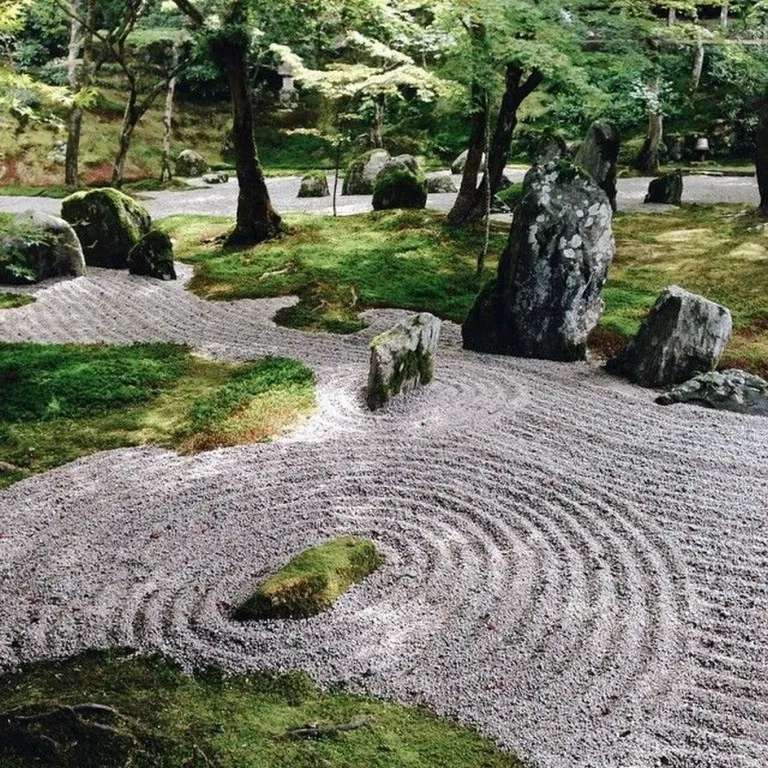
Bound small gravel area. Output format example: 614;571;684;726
1;265;766;768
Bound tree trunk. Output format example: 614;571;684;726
635;77;663;174
112;94;140;187
447;82;488;226
668;6;676;25
450;65;542;226
64;0;92;189
756;98;768;216
370;92;385;149
224;42;281;244
160;35;181;183
720;2;729;28
691;28;704;91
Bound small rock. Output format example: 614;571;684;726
645;170;683;205
298;171;330;198
175;149;209;177
607;285;732;387
657;369;768;416
427;172;458;194
201;171;229;184
451;149;486;175
127;230;176;281
366;312;441;410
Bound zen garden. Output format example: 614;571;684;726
1;0;768;766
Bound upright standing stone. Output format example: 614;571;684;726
574;120;619;212
607;285;732;387
645;170;683;204
367;312;441;410
462;161;615;361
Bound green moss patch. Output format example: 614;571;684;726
0;650;524;768
234;536;383;620
160;211;505;332
0;344;316;487
0;293;36;309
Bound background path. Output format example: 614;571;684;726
0;169;760;219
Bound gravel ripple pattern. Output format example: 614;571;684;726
1;267;767;768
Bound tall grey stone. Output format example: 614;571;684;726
366;312;441;410
462;161;615;361
607;285;732;387
575;120;619;212
342;150;390;195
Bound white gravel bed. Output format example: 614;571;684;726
0;266;767;768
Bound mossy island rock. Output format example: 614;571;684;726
233;536;382;620
463;161;615;361
372;155;428;211
607;285;732;387
61;188;151;269
175;149;209;177
342;149;390;195
0;210;85;285
657;369;768;416
298;170;330;198
366;312;440;410
127;230;176;281
645;170;683;204
427;171;458;194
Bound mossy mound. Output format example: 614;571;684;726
0;293;36;309
0;650;525;768
298;171;330;198
128;230;176;280
372;160;428;211
233;536;383;620
61;189;151;269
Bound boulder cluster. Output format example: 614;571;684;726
1;188;177;287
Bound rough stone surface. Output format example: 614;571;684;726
127;230;176;281
574;119;619;212
656;368;768;415
1;267;767;768
366;312;440;409
175;149;210;177
0;210;85;285
298;172;330;198
451;149;486;175
372;156;427;211
645;170;683;204
427;172;458;194
342;150;390;195
607;285;732;387
489;195;511;214
202;171;229;185
463;161;615;361
61;189;151;269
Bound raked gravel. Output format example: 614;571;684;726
0;265;767;768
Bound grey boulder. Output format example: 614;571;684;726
366;312;441;410
656;369;768;416
607;285;732;387
342;150;390;195
574;119;619;212
645;170;683;205
0;210;86;285
298;172;330;198
427;172;458;194
175;149;209;177
202;171;229;184
451;149;486;175
462;161;615;361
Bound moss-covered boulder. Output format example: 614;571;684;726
644;170;683;205
175;149;209;177
298;171;330;198
427;172;458;194
127;230;176;281
61;189;151;269
366;312;440;410
372;156;428;211
342;149;390;195
0;210;86;285
233;536;382;620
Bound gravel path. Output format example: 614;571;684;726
0;169;759;219
1;266;767;768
